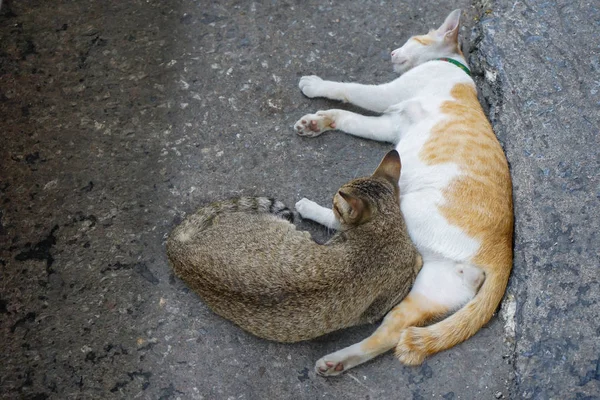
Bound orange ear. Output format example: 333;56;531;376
372;150;401;187
338;190;366;221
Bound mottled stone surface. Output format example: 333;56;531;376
475;0;600;398
0;0;596;399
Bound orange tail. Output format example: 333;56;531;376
395;264;511;365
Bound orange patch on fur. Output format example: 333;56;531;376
395;327;428;365
413;35;435;45
361;293;448;352
420;83;513;271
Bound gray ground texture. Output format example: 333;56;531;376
0;0;598;399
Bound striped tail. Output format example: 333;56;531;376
168;196;294;245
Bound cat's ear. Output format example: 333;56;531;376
338;190;367;222
436;9;461;43
372;150;401;187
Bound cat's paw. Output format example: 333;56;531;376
395;327;428;366
294;198;318;219
299;75;325;98
315;356;346;377
294;111;336;137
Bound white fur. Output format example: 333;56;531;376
294;198;340;230
294;10;488;375
296;64;477;267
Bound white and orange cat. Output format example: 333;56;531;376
293;9;513;376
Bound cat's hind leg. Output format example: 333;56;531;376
315;260;479;376
395;263;490;366
315;292;447;376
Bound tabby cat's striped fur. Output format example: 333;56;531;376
167;151;423;343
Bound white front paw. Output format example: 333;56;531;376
295;198;318;219
315;352;353;377
293;111;337;137
299;75;325;98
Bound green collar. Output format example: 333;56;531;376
435;57;471;76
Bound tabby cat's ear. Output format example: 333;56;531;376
338;190;367;222
436;9;461;43
372;150;401;187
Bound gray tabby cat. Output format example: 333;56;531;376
166;150;422;344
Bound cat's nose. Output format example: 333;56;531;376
391;51;396;57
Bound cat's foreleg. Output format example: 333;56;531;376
294;109;401;143
299;75;405;113
295;198;340;230
314;292;448;376
294;100;426;143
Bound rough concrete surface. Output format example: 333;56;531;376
475;0;600;398
0;0;597;399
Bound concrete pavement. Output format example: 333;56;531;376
0;0;597;398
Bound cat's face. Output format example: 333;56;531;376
332;150;401;227
390;9;461;74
